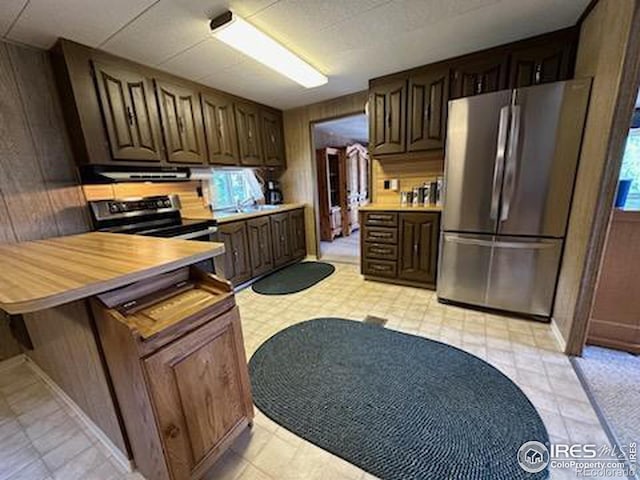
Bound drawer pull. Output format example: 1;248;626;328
371;248;390;254
371;265;390;271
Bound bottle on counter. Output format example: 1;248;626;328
412;187;420;207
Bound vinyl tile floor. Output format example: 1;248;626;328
319;230;359;264
0;263;621;480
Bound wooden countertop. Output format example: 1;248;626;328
0;232;225;315
359;203;442;212
184;203;305;223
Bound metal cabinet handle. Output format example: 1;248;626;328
126;106;135;126
413;243;419;255
178;116;185;133
534;64;542;84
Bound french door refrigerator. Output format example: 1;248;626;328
437;79;591;318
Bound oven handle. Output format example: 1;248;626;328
172;226;218;240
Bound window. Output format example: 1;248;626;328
210;169;263;210
620;127;640;210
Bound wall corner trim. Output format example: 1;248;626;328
550;318;568;353
24;356;134;473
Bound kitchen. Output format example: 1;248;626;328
0;1;639;480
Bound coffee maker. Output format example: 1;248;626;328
265;180;283;205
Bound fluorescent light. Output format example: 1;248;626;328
210;11;328;89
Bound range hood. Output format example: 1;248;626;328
79;165;191;184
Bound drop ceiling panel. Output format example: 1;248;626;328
5;0;158;49
0;0;27;37
157;38;246;81
100;0;274;66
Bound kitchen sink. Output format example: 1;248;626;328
216;204;282;217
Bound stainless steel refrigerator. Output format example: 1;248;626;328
437;79;591;318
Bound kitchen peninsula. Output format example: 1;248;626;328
0;232;253;480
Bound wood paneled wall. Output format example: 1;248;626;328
371;155;444;204
82;181;211;219
281;91;369;256
0;40;90;361
553;0;638;350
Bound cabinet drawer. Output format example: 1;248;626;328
363;259;397;278
364;243;398;261
363;211;398;227
364;226;398;244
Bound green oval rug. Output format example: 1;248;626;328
249;318;549;480
251;261;335;295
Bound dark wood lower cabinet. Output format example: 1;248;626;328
247;216;273;277
271;212;293;267
361;210;440;289
215;208;306;286
289;209;306;259
215;222;252;285
398;212;439;284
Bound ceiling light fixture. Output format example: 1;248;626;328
210;11;328;89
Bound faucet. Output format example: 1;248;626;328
235;196;255;213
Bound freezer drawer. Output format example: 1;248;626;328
438;233;563;317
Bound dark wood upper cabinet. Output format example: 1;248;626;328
92;62;164;162
260;110;285;167
289;209;306;259
397;212;439;285
407;65;449;151
247;216;273;278
449;51;509;99
216;222;252;285
155;80;206;164
235;102;263;166
508;31;577;88
201;91;239;165
369;78;407;156
270;212;292;267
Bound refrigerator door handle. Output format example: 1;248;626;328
490;106;510;220
443;234;556;250
501;104;521;221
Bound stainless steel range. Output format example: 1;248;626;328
89;195;217;241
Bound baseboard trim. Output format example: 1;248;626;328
550;318;568;353
24;357;134;473
0;353;26;372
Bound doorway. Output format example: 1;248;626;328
571;88;640;477
312;114;369;264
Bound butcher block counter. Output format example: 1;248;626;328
0;232;254;480
0;232;224;315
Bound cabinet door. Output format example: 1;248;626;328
270;212;292;267
398;212;439;284
508;36;575;88
260;110;285;167
201;92;239;165
450;53;508;99
408;65;449;151
289;209;306;259
235;102;263;166
92;62;163;162
155;80;206;164
247;216;274;277
369;79;406;155
144;306;253;480
217;222;252;285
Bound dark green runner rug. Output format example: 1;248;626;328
249;318;549;480
251;261;335;295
